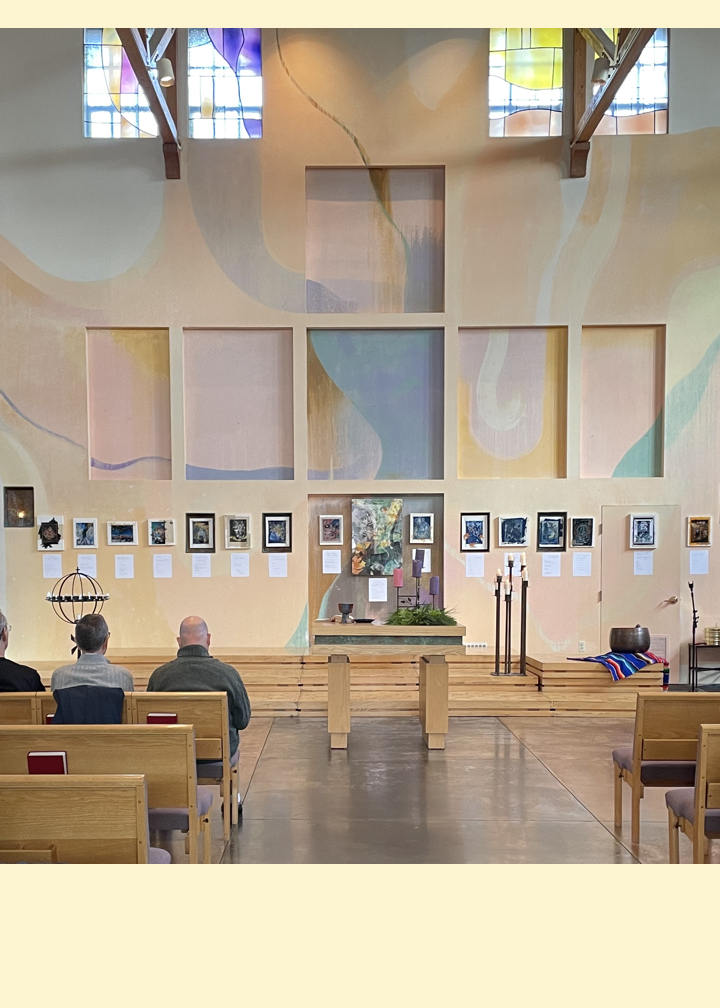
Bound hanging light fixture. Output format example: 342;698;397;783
591;55;610;84
157;57;175;87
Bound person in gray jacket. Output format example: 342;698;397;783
51;614;133;692
146;616;251;757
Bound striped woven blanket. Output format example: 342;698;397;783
568;651;663;682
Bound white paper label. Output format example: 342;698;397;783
322;550;342;575
412;548;431;573
192;555;211;578
77;554;97;578
231;554;250;578
42;555;62;579
572;552;592;577
268;554;288;578
153;554;173;579
115;554;134;579
633;551;653;576
465;554;485;578
541;554;561;578
368;578;388;602
689;549;709;575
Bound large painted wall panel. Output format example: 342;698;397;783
580;326;665;477
87;329;171;480
458;327;567;478
308;329;444;480
184;329;294;480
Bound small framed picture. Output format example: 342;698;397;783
410;513;434;545
498;516;529;548
319;515;343;546
570;517;595;548
107;521;139;546
629;513;657;549
263;513;292;552
461;513;490;552
73;518;98;549
537;512;567;552
225;515;251;549
687;516;711;547
37;515;64;551
4;487;34;528
186;513;215;553
148;519;175;547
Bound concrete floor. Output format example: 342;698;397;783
153;716;717;864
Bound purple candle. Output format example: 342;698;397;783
393;567;404;588
429;576;440;596
412;559;423;578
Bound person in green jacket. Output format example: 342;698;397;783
147;616;251;758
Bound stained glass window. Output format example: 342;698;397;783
83;28;158;138
188;29;263;138
595;29;668;135
489;28;563;137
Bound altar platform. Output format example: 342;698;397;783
32;647;664;719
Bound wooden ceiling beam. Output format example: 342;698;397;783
579;28;616;60
116;27;181;180
148;28;175;64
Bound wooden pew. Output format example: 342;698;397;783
613;694;720;845
0;692;39;725
131;692;237;841
38;692;132;724
667;724;720;863
0;774;165;863
0;725;212;863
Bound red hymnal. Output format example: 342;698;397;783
27;751;68;774
146;713;178;724
45;714;54;724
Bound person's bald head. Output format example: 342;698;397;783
178;616;210;649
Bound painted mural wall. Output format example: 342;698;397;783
1;28;720;671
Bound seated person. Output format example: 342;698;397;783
147;616;251;758
51;614;133;692
0;610;45;692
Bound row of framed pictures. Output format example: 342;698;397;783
319;513;434;546
37;514;293;554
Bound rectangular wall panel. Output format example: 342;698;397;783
580;326;665;477
184;329;294;480
306;167;444;313
458;327;567;478
308;329;444;480
87;328;171;480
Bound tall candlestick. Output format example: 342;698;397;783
519;570;529;676
504;576;512;675
494;572;502;676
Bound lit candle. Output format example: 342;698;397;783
523;568;528;581
429;576;440;596
505;579;512;595
496;568;503;578
521;552;527;566
393;568;404;588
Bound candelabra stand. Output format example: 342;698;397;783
519;564;528;676
493;572;502;676
504;556;514;675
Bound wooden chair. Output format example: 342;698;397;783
613;694;720;844
0;725;212;863
666;724;720;863
0;692;39;725
131;692;237;841
0;774;170;863
38;691;132;724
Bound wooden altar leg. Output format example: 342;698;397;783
328;654;350;749
419;654;449;750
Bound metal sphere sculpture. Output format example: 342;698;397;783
45;568;110;625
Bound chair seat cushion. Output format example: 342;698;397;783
148;786;214;831
149;847;172;864
196;747;239;780
666;788;720;834
612;746;695;785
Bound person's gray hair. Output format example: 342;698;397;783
0;610;7;636
74;613;109;653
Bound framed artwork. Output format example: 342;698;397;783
498;515;529;548
73;518;98;549
263;513;292;552
460;513;490;552
225;515;251;549
107;521;139;546
319;515;343;546
410;513;434;545
537;512;567;551
186;513;215;553
4;487;34;528
687;516;712;547
351;498;402;575
37;515;64;551
629;513;657;549
570;517;595;548
148;519;176;546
